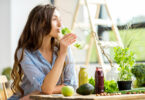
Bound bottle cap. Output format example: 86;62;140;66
80;66;87;68
96;65;102;68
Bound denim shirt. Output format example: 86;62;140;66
8;47;77;100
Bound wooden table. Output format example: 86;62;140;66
30;94;145;100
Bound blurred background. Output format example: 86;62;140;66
0;0;145;98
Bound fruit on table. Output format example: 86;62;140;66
76;83;94;95
61;86;74;96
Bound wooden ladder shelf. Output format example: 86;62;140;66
71;0;124;67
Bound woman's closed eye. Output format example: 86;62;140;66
52;15;61;21
52;17;57;21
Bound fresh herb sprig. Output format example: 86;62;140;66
114;47;135;81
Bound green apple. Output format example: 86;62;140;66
61;86;74;96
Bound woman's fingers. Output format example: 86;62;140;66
59;33;76;54
63;33;76;40
68;39;76;45
61;33;77;46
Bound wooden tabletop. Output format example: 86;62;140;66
30;93;145;100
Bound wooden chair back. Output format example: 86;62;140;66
0;75;8;100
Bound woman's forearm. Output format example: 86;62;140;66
41;53;66;94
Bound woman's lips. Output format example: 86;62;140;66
57;29;61;32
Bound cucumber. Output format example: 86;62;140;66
119;88;145;94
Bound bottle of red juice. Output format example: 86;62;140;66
95;66;104;94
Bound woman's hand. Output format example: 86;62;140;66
59;33;77;55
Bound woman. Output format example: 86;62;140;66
8;4;77;100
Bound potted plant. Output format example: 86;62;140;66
2;66;12;88
114;47;135;90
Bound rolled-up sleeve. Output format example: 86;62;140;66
17;49;45;92
63;47;78;90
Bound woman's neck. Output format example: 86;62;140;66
40;35;52;53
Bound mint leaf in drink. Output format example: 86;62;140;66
61;27;71;35
74;43;83;49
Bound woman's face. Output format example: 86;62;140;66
49;10;62;39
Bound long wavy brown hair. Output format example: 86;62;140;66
11;4;59;96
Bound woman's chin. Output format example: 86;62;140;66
57;33;63;40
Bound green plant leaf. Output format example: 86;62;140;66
61;27;71;35
114;47;135;81
2;67;12;81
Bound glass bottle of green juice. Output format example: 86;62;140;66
79;66;88;86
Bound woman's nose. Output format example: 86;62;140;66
57;19;62;27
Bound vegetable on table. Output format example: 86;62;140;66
76;83;94;95
131;63;145;87
104;79;119;93
88;77;95;87
118;88;145;94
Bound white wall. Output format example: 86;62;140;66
0;0;11;73
0;0;50;73
10;0;50;68
55;0;77;28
